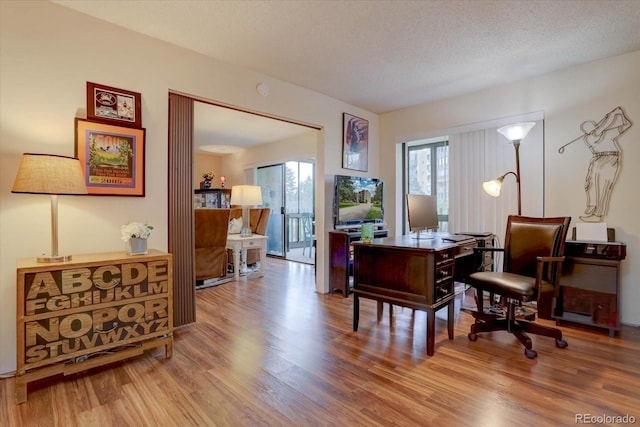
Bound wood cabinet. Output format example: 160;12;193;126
15;250;173;403
329;229;388;297
554;241;626;337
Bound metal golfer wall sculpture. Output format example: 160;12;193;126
559;106;632;222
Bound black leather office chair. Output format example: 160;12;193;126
467;215;571;358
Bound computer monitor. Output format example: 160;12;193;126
406;194;439;240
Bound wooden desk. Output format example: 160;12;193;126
352;234;476;356
226;234;267;280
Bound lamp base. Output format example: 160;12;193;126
240;227;252;237
37;254;72;263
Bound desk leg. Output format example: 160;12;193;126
232;248;241;281
353;294;360;331
447;299;454;340
426;309;435;356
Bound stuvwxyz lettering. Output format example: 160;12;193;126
24;318;169;364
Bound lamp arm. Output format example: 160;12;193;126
500;171;519;181
497;170;521;216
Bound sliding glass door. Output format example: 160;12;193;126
257;161;315;264
257;164;285;257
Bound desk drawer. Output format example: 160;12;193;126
456;241;475;258
241;239;261;249
436;263;454;283
435;280;453;303
436;249;454;265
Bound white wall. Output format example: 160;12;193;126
381;50;640;326
229;129;318;173
0;2;378;375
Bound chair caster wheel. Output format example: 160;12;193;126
556;339;568;348
524;348;538;359
468;333;478;341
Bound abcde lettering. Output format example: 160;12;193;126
24;261;169;315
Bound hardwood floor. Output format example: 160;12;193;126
2;258;639;426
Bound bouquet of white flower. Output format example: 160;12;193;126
121;222;153;242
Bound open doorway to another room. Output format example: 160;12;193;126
258;161;315;266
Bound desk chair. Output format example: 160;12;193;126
301;212;315;257
467;215;571;359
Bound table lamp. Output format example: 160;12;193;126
230;185;263;236
12;153;88;262
482;122;535;215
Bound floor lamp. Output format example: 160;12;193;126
230;185;263;237
12;153;88;262
482;122;536;215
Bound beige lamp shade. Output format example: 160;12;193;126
12;153;87;262
230;185;262;206
12;153;87;195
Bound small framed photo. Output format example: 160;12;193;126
75;118;146;196
86;82;142;128
342;113;369;172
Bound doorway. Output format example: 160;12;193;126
168;92;321;325
257;161;315;265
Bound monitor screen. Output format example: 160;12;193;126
334;175;383;228
406;194;439;233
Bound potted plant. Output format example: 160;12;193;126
121;221;153;255
201;171;215;189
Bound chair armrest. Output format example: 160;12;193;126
534;256;566;292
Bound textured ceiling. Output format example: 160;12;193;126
51;0;640;151
52;0;640;114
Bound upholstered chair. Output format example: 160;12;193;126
194;208;231;283
467;215;571;359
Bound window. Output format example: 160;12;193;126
405;138;449;232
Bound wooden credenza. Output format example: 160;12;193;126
15;250;173;403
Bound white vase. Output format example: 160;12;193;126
128;237;148;255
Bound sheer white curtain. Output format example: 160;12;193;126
449;119;544;244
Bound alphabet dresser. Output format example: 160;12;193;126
15;250;173;403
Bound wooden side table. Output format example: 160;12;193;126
226;234;267;280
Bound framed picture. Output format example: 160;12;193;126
342;113;369;171
75;118;146;196
86;82;142;128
